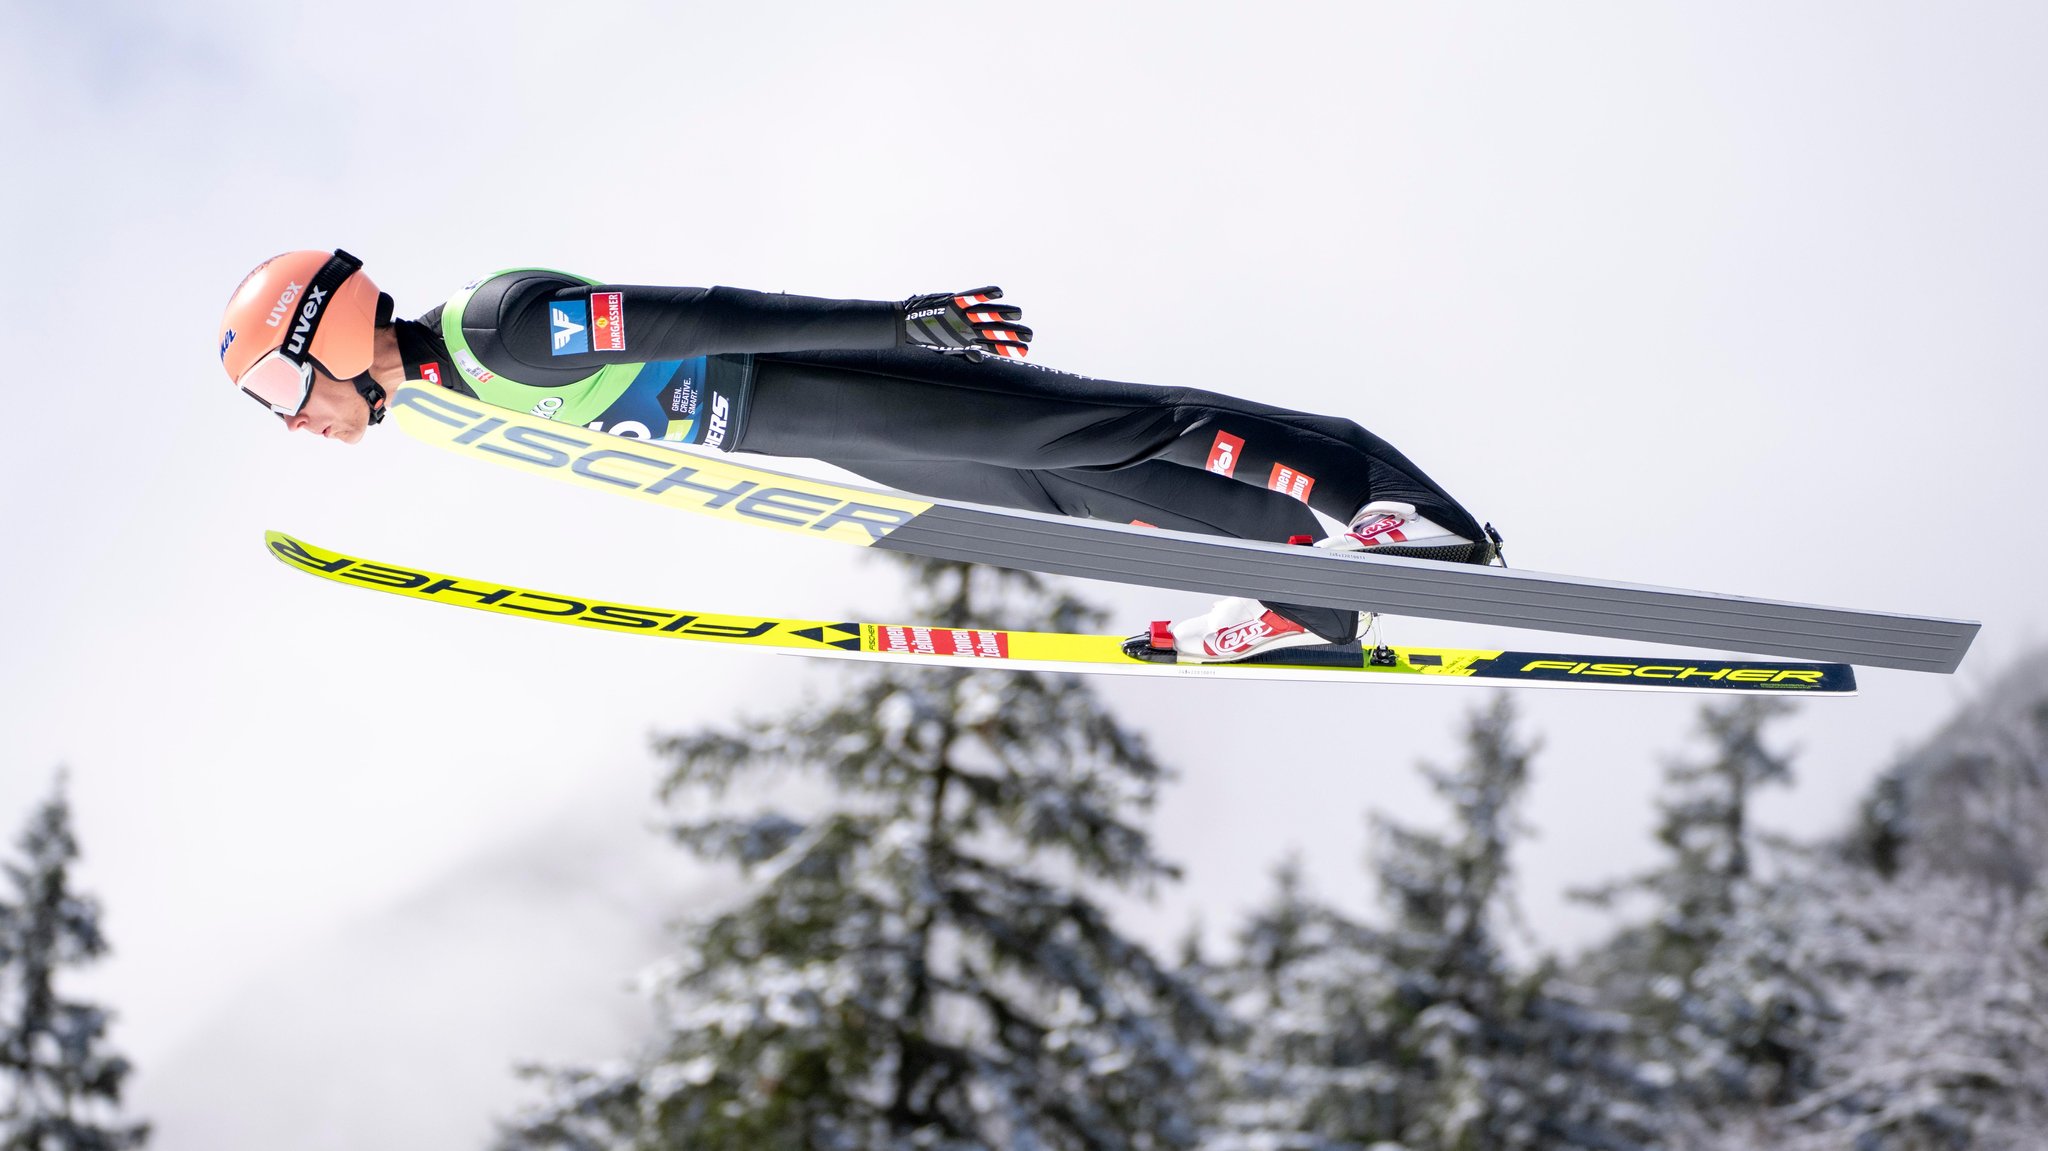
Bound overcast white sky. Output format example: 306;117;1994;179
2;0;2045;1130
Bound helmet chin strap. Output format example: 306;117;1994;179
358;293;397;426
352;373;389;426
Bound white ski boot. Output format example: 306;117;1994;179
1143;596;1372;664
1314;500;1474;559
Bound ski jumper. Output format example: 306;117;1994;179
397;270;1492;638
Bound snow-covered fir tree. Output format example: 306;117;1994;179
0;773;149;1151
1705;664;2048;1150
1367;695;1658;1151
1597;699;1797;983
496;557;1224;1151
1573;697;1828;1128
1206;695;1659;1151
1570;684;2048;1149
1851;648;2048;891
1196;856;1402;1149
1701;855;2048;1151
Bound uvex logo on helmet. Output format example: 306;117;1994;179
285;285;331;357
265;282;305;328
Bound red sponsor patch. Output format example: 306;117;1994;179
1206;430;1245;477
876;627;1010;659
589;292;626;352
1267;464;1315;502
417;361;444;386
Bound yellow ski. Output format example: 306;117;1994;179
266;532;1856;695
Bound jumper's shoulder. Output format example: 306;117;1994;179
443;269;621;385
455;267;595;332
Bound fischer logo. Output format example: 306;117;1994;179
285;285;329;356
531;396;564;419
265;282;304;328
1206;431;1244;478
269;537;795;640
1519;659;1827;686
703;393;730;448
388;389;923;543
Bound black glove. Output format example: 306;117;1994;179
900;286;1032;359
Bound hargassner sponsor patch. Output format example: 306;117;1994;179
589;292;625;352
549;299;590;356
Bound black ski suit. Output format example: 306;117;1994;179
398;273;1493;641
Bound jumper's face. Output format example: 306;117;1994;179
282;369;371;444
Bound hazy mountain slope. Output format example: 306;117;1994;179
1858;648;2048;887
134;788;718;1151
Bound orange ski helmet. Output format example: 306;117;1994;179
218;249;389;422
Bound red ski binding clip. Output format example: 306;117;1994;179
1121;620;1180;663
